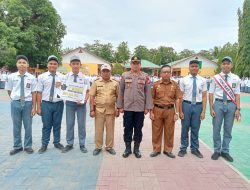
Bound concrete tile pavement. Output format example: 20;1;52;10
96;115;250;190
0;89;249;190
0;96;102;190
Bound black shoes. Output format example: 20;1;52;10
133;142;141;158
221;152;234;162
80;145;88;153
9;147;23;155
150;151;161;157
24;147;34;154
191;149;203;158
38;145;47;154
54;143;64;150
106;148;116;155
62;145;73;153
163;151;175;158
93;148;102;156
211;152;220;160
178;150;187;157
123;142;132;158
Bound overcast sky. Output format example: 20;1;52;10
50;0;244;52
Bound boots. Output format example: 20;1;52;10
133;142;142;158
122;142;132;158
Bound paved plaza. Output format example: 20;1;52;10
0;89;249;190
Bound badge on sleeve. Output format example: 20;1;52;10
232;83;236;88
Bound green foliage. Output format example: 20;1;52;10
134;45;178;65
84;40;114;63
235;0;250;77
177;49;195;59
198;49;214;60
112;63;124;75
133;45;151;61
0;0;66;70
114;41;130;63
216;42;238;73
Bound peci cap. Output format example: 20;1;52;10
47;55;59;63
101;63;111;71
16;55;28;63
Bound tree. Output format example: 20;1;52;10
84;40;114;63
112;63;124;75
235;0;250;77
157;46;177;65
114;41;130;63
0;0;66;70
133;45;151;60
215;42;238;73
198;49;214;60
177;49;195;59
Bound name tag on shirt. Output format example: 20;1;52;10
125;78;132;83
26;83;31;88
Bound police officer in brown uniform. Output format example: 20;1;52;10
117;56;153;158
150;65;182;158
89;64;119;156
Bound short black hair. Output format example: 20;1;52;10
160;65;171;72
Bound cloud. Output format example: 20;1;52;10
51;0;244;52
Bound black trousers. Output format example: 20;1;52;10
123;111;144;143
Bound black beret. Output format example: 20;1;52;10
16;55;28;62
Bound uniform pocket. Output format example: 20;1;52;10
156;91;165;99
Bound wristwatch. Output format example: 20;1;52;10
236;108;241;111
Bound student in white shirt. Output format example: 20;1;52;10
36;55;65;154
5;55;37;155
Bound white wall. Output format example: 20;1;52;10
172;56;217;68
62;48;109;65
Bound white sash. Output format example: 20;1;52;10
213;74;236;104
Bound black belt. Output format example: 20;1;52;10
215;98;232;103
183;100;202;105
154;104;174;109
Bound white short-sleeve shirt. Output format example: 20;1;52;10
5;71;37;101
179;74;207;102
63;72;90;90
209;72;240;99
37;71;64;102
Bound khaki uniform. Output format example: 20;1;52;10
152;79;182;152
89;78;119;149
117;71;153;143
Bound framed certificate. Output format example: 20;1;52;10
57;81;87;103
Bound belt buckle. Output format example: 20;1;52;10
223;101;227;106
